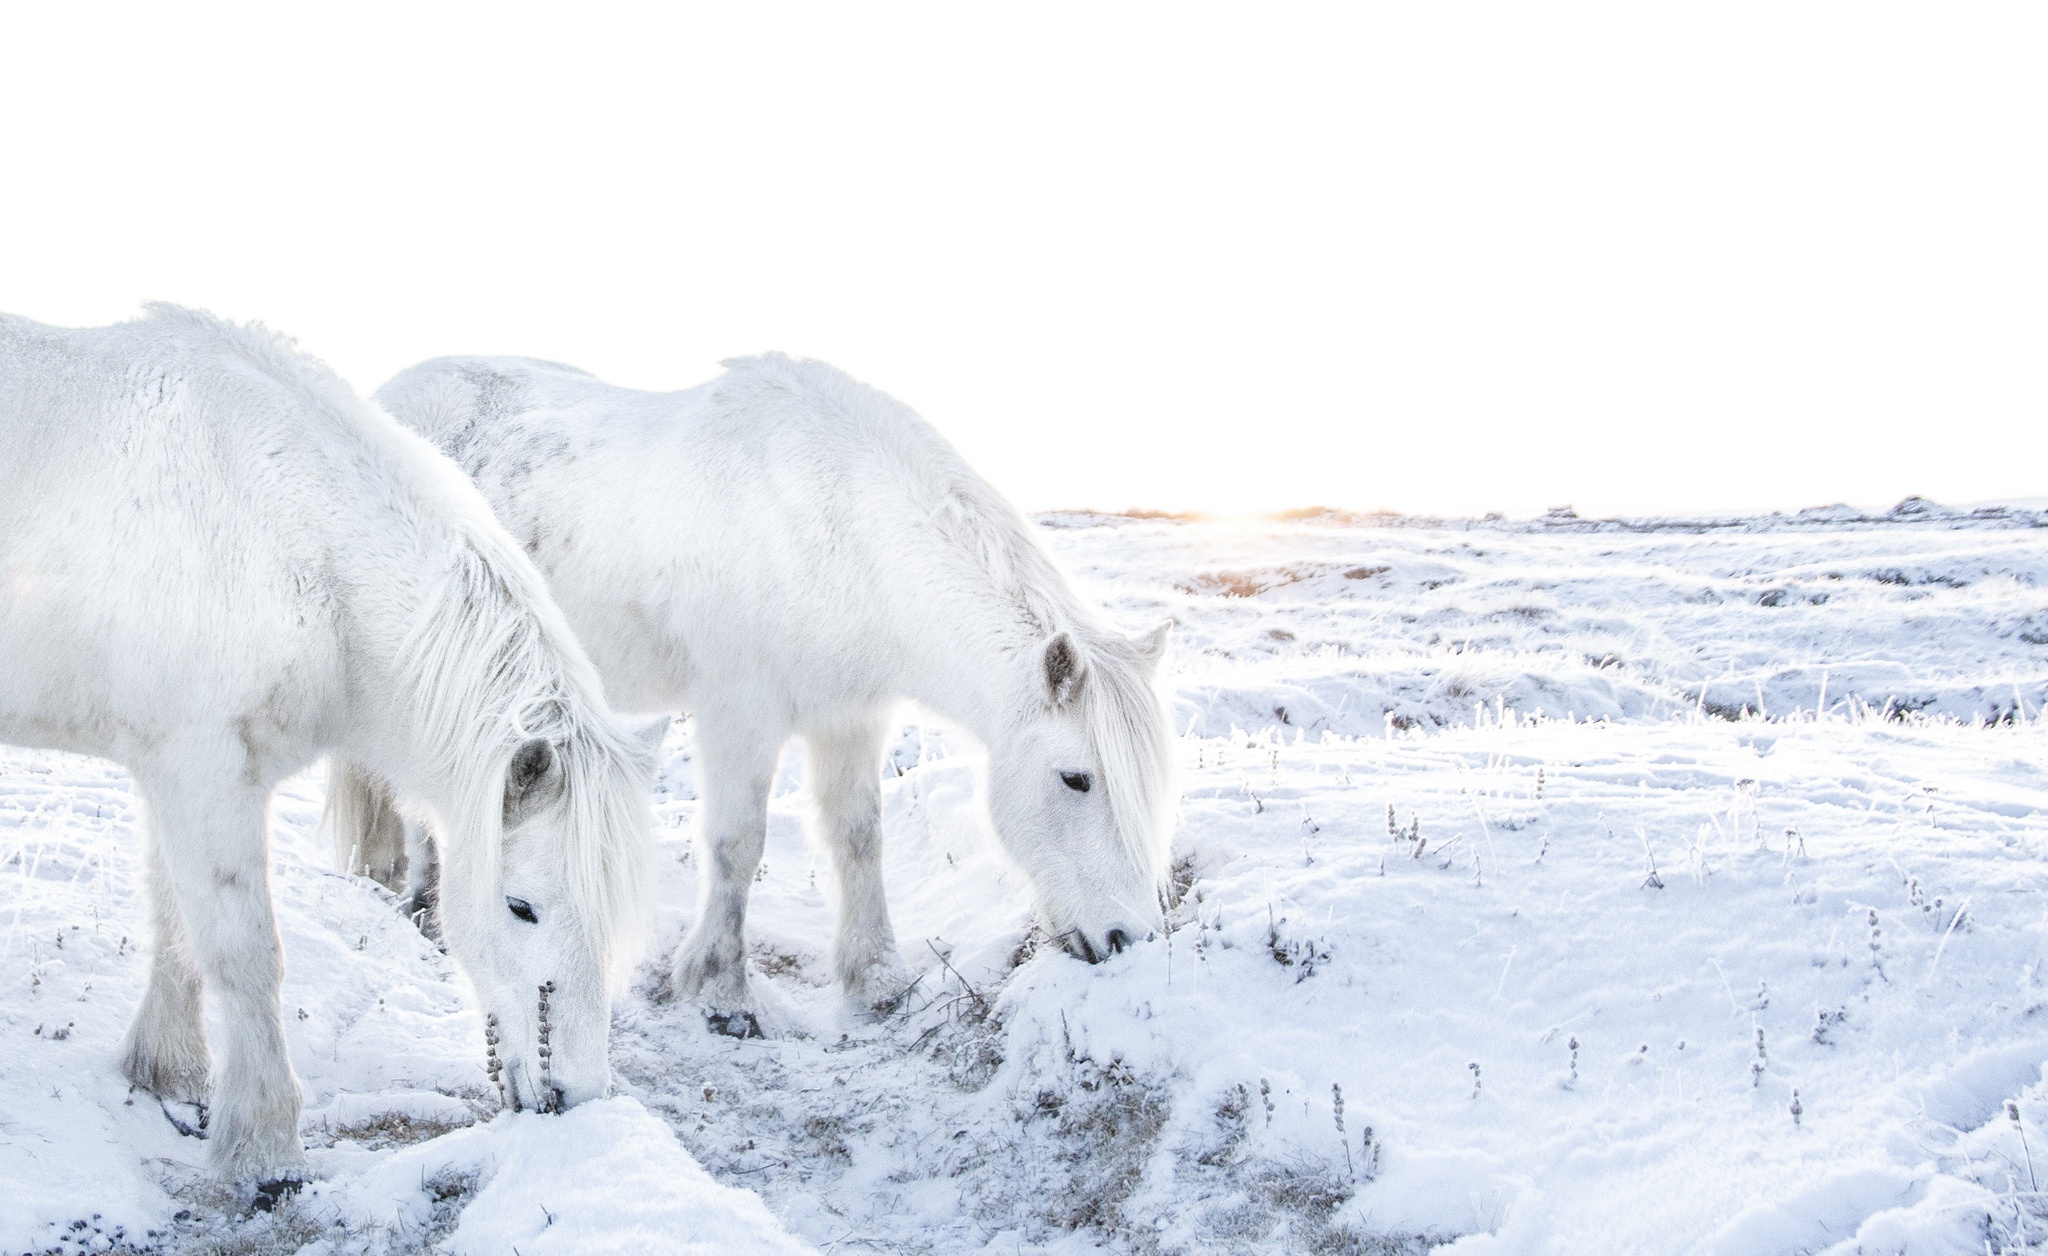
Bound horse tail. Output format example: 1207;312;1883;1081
323;758;408;892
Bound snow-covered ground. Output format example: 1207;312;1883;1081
5;503;2048;1254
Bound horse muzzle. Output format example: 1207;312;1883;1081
1065;924;1141;964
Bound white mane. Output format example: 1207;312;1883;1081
401;542;654;976
1072;633;1178;887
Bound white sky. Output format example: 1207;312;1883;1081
2;4;2042;518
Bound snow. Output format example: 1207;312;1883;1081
4;506;2048;1253
318;1099;812;1255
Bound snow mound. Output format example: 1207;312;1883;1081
314;1097;813;1255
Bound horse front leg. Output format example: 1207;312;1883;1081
667;723;777;1032
120;819;211;1104
804;721;914;1014
137;771;306;1188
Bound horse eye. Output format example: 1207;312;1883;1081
1060;772;1092;793
506;896;538;924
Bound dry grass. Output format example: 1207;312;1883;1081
1024;1059;1174;1238
326;1109;476;1152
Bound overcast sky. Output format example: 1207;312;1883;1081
2;4;2041;518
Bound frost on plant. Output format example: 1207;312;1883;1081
1266;905;1332;980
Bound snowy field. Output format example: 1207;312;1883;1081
5;501;2048;1254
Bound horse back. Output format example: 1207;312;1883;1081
377;353;1005;719
0;312;396;766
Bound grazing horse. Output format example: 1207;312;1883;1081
0;308;661;1189
337;351;1175;1020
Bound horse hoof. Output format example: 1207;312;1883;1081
158;1099;210;1140
853;974;921;1020
704;1009;764;1039
843;958;921;1018
251;1177;304;1212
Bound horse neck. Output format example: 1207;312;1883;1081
864;470;1088;748
901;638;1019;752
891;582;1072;752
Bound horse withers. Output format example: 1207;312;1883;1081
345;351;1177;1025
0;308;661;1191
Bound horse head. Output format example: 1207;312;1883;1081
983;622;1175;962
440;723;660;1112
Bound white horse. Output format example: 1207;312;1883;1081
336;351;1175;1022
0;308;661;1190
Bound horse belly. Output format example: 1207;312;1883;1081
0;523;336;774
554;586;694;716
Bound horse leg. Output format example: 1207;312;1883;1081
668;724;777;1026
805;721;913;1012
324;758;408;892
137;771;307;1185
399;818;441;940
119;817;211;1104
323;759;441;935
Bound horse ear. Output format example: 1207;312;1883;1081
1043;632;1086;707
503;737;562;826
1133;620;1171;671
629;716;670;773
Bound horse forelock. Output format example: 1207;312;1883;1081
1079;634;1178;890
548;724;657;981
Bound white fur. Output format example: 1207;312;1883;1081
0;308;658;1184
365;351;1176;1014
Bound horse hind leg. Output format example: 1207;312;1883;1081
119;815;211;1105
324;758;442;936
806;720;914;1014
135;767;307;1186
667;721;778;1030
399;819;441;939
322;758;408;893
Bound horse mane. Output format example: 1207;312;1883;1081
139;304;653;975
1074;633;1178;887
720;352;1177;888
399;542;655;980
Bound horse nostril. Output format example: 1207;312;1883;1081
1105;928;1131;955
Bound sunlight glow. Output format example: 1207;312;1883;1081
1;3;2041;518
